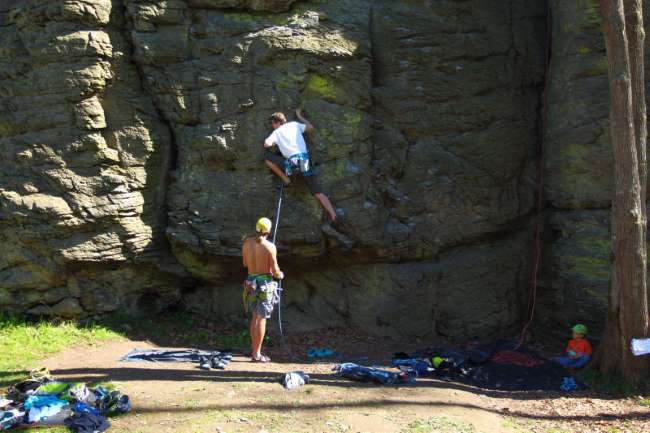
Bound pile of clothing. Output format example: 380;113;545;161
279;371;310;390
0;369;130;432
333;363;417;385
391;341;583;392
392;350;475;379
121;348;232;370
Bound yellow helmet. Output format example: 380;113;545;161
256;217;272;234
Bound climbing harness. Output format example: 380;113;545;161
242;273;275;315
284;152;314;177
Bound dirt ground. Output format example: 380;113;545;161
24;324;650;433
39;336;650;433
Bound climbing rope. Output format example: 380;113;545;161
515;2;551;350
272;183;284;338
272;183;283;245
271;183;297;360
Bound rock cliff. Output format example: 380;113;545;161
0;0;636;341
540;0;650;338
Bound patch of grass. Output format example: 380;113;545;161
184;399;201;409
0;314;121;386
203;409;237;425
36;428;70;433
400;416;476;433
638;397;650;407
231;382;253;391
502;417;527;432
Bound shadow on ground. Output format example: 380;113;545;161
8;365;649;424
4;311;650;405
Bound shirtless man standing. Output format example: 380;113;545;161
242;217;284;362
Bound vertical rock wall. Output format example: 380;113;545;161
121;0;545;340
3;0;619;342
539;0;650;338
0;0;185;316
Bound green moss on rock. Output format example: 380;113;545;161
564;255;610;282
224;11;289;26
276;73;304;90
304;73;338;102
581;0;602;28
171;245;225;280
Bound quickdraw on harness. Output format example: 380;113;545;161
284;152;313;177
242;273;275;315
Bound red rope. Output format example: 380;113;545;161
515;3;551;350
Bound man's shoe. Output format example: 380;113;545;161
198;356;210;370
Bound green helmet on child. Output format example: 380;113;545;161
571;324;588;335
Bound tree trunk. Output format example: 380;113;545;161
624;0;650;368
624;0;647;207
598;0;649;380
624;0;647;279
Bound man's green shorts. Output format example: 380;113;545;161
245;275;279;319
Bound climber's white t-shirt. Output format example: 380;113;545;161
266;121;307;158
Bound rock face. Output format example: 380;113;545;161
539;0;650;338
0;0;186;316
0;0;630;341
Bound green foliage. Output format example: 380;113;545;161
0;310;266;389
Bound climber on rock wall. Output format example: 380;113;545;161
263;109;338;221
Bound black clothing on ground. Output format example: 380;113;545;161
401;341;584;392
121;349;218;363
64;412;110;433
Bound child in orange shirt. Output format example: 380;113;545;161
554;324;592;369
